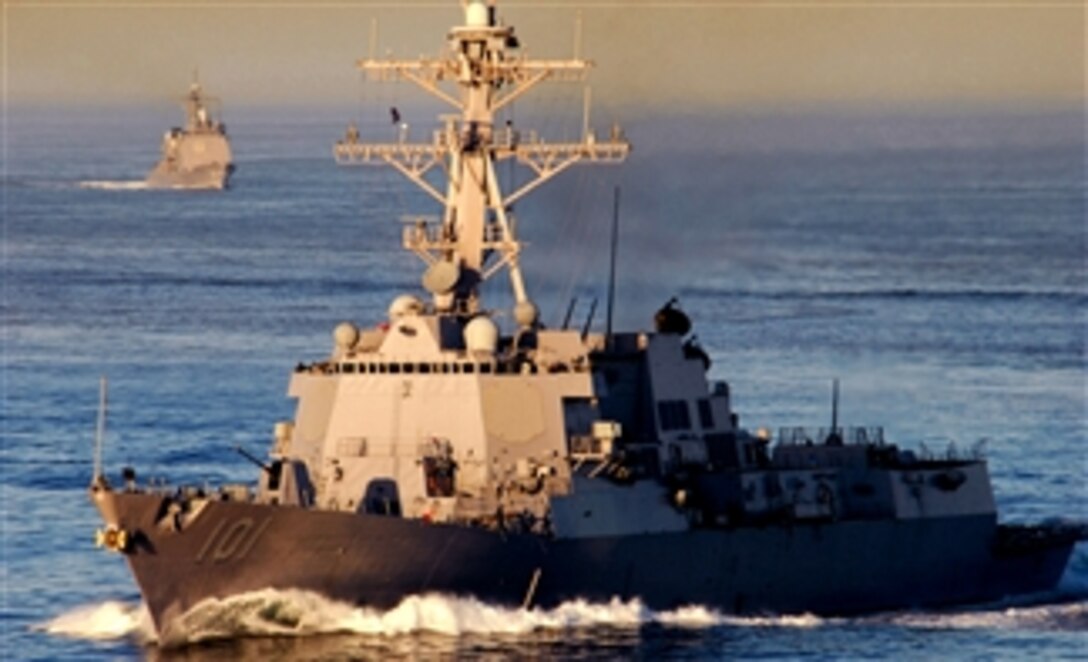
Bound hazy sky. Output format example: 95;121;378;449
4;0;1084;111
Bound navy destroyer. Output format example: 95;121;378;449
92;0;1082;642
145;76;234;189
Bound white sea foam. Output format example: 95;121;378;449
38;591;827;646
719;612;831;629
882;601;1088;631
36;600;155;642
40;589;1086;647
78;180;149;191
163;592;729;645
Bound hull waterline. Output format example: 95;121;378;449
93;489;1077;639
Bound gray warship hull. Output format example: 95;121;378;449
145;161;233;190
95;490;1076;640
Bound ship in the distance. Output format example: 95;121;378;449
91;0;1083;642
145;75;234;190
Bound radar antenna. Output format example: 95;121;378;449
335;0;630;325
182;71;219;132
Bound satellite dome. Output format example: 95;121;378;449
465;1;489;28
422;260;460;295
333;322;359;349
389;295;425;320
513;299;539;328
464;316;499;354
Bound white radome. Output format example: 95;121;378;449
388;294;425;320
333;321;359;349
513;299;539;328
465;1;489;28
464;315;499;354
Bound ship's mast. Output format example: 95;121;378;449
185;71;212;132
335;0;630;326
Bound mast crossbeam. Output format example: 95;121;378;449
335;135;628;167
357;57;589;113
335;142;448;203
403;221;513;255
335;132;629;211
504;138;630;206
403;219;520;283
357;58;589;84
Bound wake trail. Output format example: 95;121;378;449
37;587;1088;648
78;180;149;191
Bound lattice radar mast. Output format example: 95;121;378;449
335;0;630;327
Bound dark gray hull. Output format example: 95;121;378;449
97;491;1075;640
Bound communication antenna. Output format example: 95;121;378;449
573;10;583;60
234;444;272;474
828;379;841;444
605;186;620;349
561;297;578;330
581;297;598;340
582;86;592;141
92;376;108;484
369;17;378;61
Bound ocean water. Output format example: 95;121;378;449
2;106;1086;659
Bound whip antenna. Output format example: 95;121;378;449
581;297;598;340
605;186;620;349
827;378;842;445
561;297;578;330
368;17;378;61
92;376;107;484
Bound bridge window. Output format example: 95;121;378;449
697;399;714;429
657;400;691;431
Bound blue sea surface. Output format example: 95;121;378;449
2;106;1086;659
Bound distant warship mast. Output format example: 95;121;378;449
335;0;629;326
183;72;218;133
